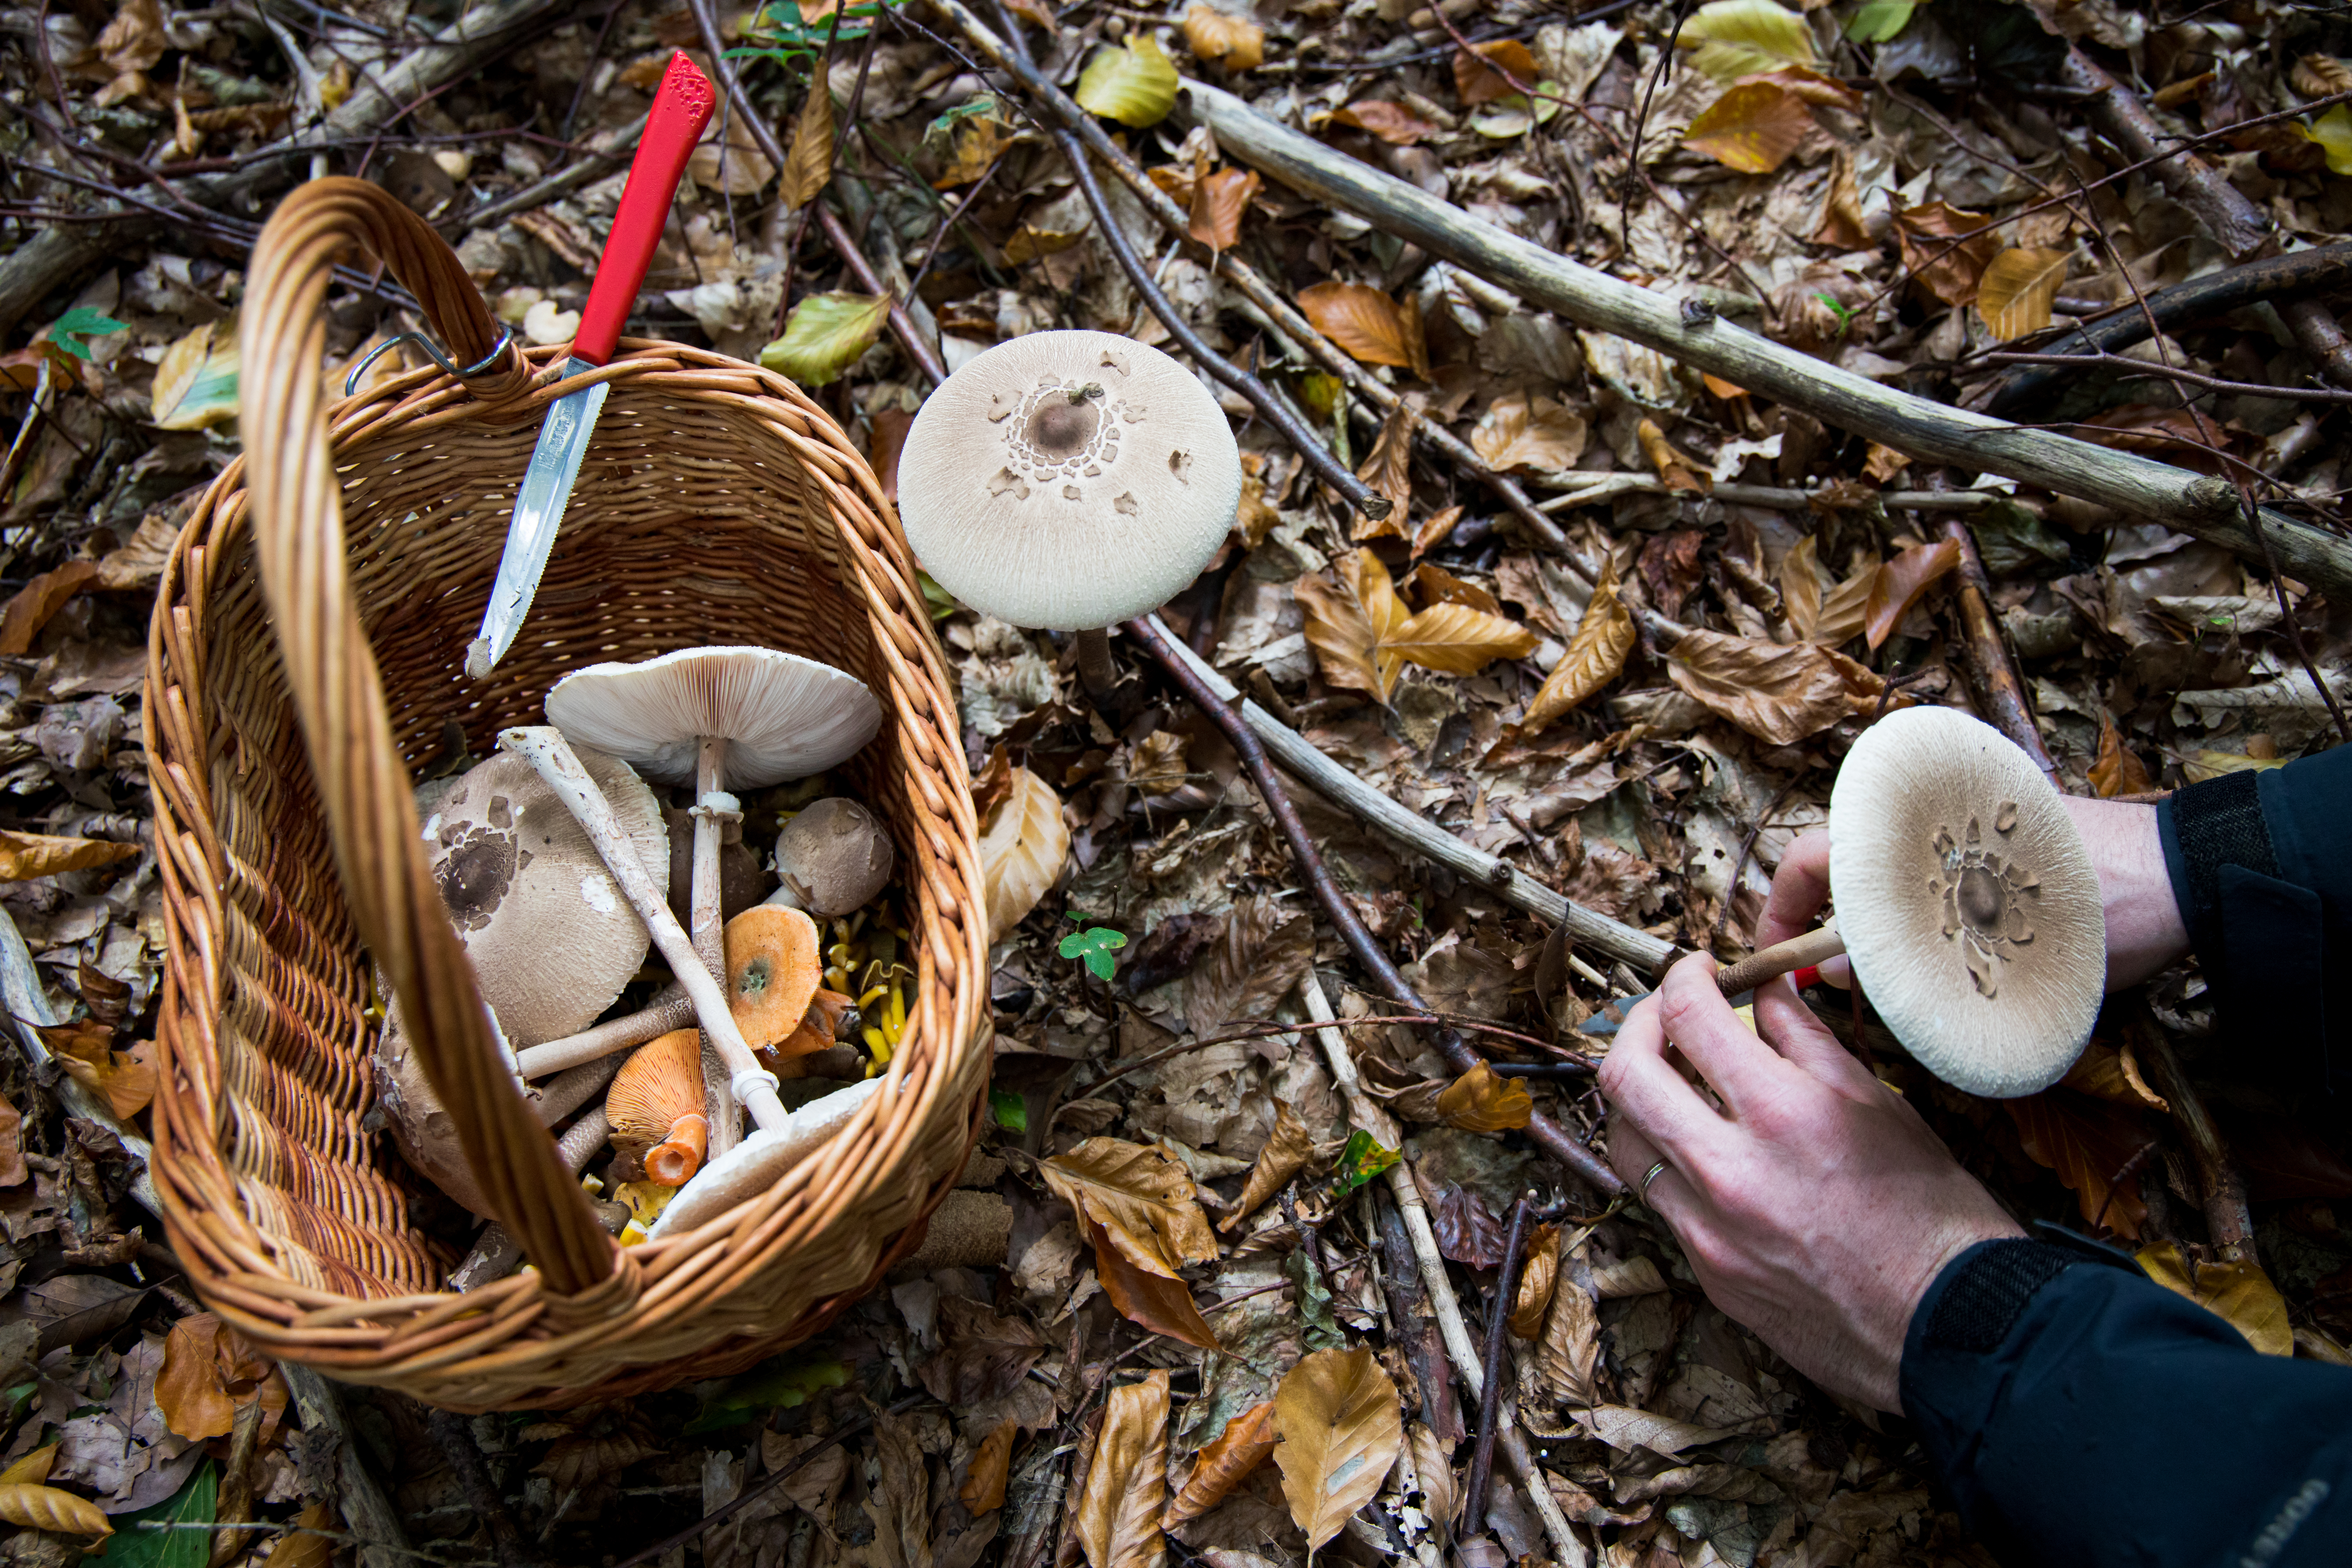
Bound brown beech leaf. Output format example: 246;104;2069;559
1298;282;1418;370
0;1484;110;1539
1424;1177;1507;1267
961;1420;1017;1513
2137;1242;2291;1355
919;1298;1050;1405
1273;1347;1404;1552
1382;603;1539;677
1434;1062;1533;1132
1164;1399;1277;1528
1297;551;1407;703
1779;535;1824;641
1078;1370;1170;1568
1469;392;1586;472
1221;1102;1314;1233
0;1089;23;1189
1042;1138;1220;1274
1666;629;1881;747
2007;1089;2152;1238
1188;166;1260;251
1083;1213;1220;1349
1453;38;1538;104
1813;146;1868;248
1509;1224;1560;1339
1683;81;1816;174
48;1027;154;1120
780;66;835;208
1977;246;2070;339
0;831;139;882
1353;407;1414;536
1408;505;1464;558
1813;548;1878;645
158;1313;239;1439
2091;715;2154;798
1636;418;1706;492
1863;538;1959;650
1182;6;1263;70
0;561;98;657
1895;201;2000;307
1521;560;1634;729
1537;1264;1602;1404
1405;562;1501;615
1184;894;1313;1034
1331;100;1434;145
2060;1041;2168;1112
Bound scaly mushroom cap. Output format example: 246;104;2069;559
773;797;895;918
607;1028;710;1186
420;747;668;1045
895;330;1244;630
1829;706;2105;1098
724;903;824;1051
545;646;883;789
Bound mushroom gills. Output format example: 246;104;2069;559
606;1029;712;1187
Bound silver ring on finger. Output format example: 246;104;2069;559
1640;1159;1671;1200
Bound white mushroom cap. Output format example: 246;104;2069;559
419;746;669;1045
895;329;1243;630
1828;706;2105;1098
545;646;883;788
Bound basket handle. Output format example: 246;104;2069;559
239;178;631;1309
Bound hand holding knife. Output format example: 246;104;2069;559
468;51;717;681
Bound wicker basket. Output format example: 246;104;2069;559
141;179;990;1410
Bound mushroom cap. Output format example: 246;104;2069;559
545;646;883;789
774;797;895;918
607;1028;710;1186
724;903;824;1050
374;1003;498;1216
420;746;669;1046
895;330;1244;631
1828;706;2105;1098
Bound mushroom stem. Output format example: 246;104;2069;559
692;732;741;1160
1072;627;1119;710
513;985;695;1080
497;727;788;1133
448;1107;615;1292
530;1053;626;1126
1713;926;1847;998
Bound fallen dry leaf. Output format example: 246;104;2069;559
1666;629;1879;746
1470;392;1587;473
1298;282;1421;372
1297;551;1408;704
1164;1399;1277;1528
2006;1090;2151;1238
1538;1264;1602;1405
2091;715;2154;797
1081;1211;1220;1350
1182;6;1263;71
1045;1139;1221;1347
0;830;141;882
1636;418;1706;492
1812;549;1879;646
2137;1241;2291;1355
48;1025;154;1120
0;560;99;656
1188;166;1261;251
1678;0;1818;81
1353;407;1414;535
688;112;776;195
1272;1346;1404;1553
1434;1061;1533;1132
1331;100;1434;145
1381;602;1539;678
1779;535;1824;641
261;1504;338;1568
0;1484;110;1539
1453;38;1538;104
158;1312;240;1439
1895;201;2000;308
1862;538;1959;650
1520;559;1634;729
2061;1041;2167;1112
960;1420;1017;1513
979;766;1069;943
1409;503;1464;557
1184;894;1313;1034
1221;1101;1314;1233
1077;1371;1170;1568
1977;246;2071;339
1684;81;1816;174
0;1089;23;1188
1509;1224;1560;1339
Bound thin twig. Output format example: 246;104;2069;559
1973;349;2352;405
1462;1191;1533;1537
1072;1012;1597;1106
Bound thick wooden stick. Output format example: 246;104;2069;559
1175;79;2352;601
2067;49;2270;259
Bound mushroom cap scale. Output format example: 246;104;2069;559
1828;706;2105;1099
895;330;1244;631
545;646;883;789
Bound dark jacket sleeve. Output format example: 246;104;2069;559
1902;1235;2352;1567
2157;742;2352;1092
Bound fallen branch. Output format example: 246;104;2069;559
1131;614;1626;1198
2067;48;2271;259
1922;475;2061;784
1139;614;1678;974
1461;1192;1533;1538
1173;79;2352;603
1539;474;2012;514
2282;300;2352;392
2132;1013;2254;1260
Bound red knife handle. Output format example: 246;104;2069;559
573;51;716;366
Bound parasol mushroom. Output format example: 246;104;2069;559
1704;706;2105;1098
894;330;1242;707
606;1028;709;1185
544;648;882;1155
769;797;894;919
666;804;773;928
513;983;695;1079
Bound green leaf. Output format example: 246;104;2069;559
1677;0;1818;83
760;292;891;386
1074;34;1180;128
1286;1246;1346;1352
1058;922;1128;981
1843;0;1916;42
1970;499;2072;577
1330;1130;1399;1196
1297;371;1342;422
46;307;128;361
685;1354;852;1434
108;1461;216;1568
2306;104;2352;176
926;94;1001;142
917;569;960;621
989;1087;1028;1133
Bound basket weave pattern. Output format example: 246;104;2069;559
142;180;989;1409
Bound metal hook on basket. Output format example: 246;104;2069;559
343;326;516;397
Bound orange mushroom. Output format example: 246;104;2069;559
724;903;823;1051
606;1029;710;1186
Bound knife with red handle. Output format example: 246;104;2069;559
469;51;716;681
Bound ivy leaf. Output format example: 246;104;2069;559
760;292;890;386
47;307;128;360
1075;34;1179;127
1059;922;1128;980
1331;1129;1399;1196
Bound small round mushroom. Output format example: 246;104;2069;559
895;330;1243;704
770;797;894;918
606;1028;710;1186
723;903;823;1051
666;805;772;928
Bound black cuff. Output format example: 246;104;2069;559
1914;1239;2084;1356
2159;768;2280;965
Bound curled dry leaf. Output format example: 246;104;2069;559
1272;1347;1405;1553
1684;81;1816;174
1075;35;1180;128
1665;629;1881;747
1182;6;1264;71
1636;418;1706;492
688;112;776;195
1297;550;1407;705
1469;392;1587;473
1976;246;2071;339
46;1024;154;1120
1537;1259;1602;1404
2090;715;2154;798
1434;1061;1533;1132
1812;548;1877;646
2060;1041;2168;1112
1407;562;1502;616
1862;538;1959;650
0;560;99;656
1081;1211;1221;1350
1078;1370;1170;1568
1045;1138;1222;1348
1331;100;1435;145
1410;503;1464;558
2137;1241;2291;1355
1184;894;1314;1034
1353;408;1414;536
1508;1223;1560;1339
1382;602;1539;678
1221;1102;1314;1233
1520;559;1634;730
1164;1399;1278;1528
1895;202;2000;307
978;766;1070;943
2005;1090;2149;1238
0;828;139;882
960;1420;1017;1514
1188;167;1261;251
1297;282;1420;372
1452;38;1538;104
0;1483;111;1538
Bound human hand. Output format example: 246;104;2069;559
1598;952;2021;1413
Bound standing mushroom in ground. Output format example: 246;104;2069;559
769;797;894;919
894;330;1243;707
1705;706;2105;1097
545;648;882;1155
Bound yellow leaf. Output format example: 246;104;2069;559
1165;1400;1278;1527
781;70;836;206
1684;81;1816;174
1182;6;1263;71
2303;103;2352;176
1435;1060;1534;1131
1077;1371;1170;1568
0;1483;111;1538
153;321;239;431
978;766;1069;943
262;1504;340;1568
0;1446;56;1487
0;829;140;882
2136;1241;2292;1355
1469;392;1586;472
1272;1347;1404;1553
1297;550;1407;704
1678;0;1819;82
1220;1102;1313;1233
760;292;889;387
1297;282;1420;371
1521;560;1633;728
960;1420;1016;1513
1381;602;1539;677
1076;35;1180;128
1976;246;2071;339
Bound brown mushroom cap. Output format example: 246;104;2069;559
772;797;895;919
724;903;823;1050
373;1004;495;1216
607;1029;710;1186
1828;706;2105;1098
420;747;669;1045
